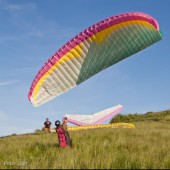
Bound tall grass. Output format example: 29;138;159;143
0;121;170;169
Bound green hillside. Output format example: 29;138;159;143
110;110;170;123
0;110;170;169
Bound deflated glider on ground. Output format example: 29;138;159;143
51;123;135;132
64;105;123;126
67;123;135;131
28;12;162;107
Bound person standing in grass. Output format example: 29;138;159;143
62;117;73;147
55;120;67;148
44;118;52;133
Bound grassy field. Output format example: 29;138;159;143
0;116;170;169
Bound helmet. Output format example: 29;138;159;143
55;120;60;126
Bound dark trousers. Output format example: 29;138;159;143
65;130;73;147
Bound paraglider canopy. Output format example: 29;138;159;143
28;12;162;107
65;105;123;126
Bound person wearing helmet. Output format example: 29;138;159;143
55;120;67;148
62;117;73;147
44;118;52;133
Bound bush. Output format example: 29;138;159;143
34;129;42;133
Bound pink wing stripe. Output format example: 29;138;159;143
67;118;89;126
92;106;124;124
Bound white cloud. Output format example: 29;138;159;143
3;4;22;11
0;80;19;87
0;1;77;44
2;2;36;13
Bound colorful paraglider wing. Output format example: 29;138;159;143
28;12;162;107
65;105;123;126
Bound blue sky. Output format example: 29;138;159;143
0;0;169;137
